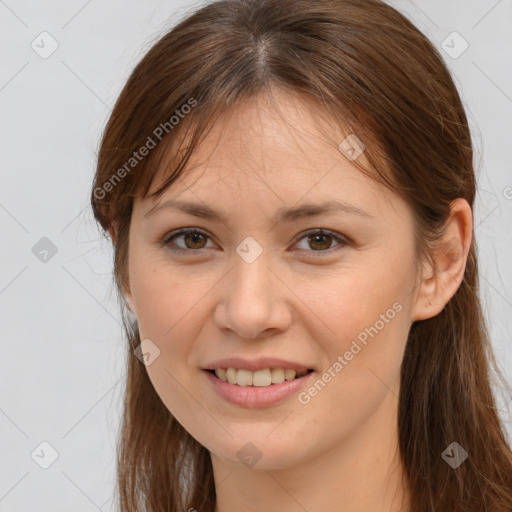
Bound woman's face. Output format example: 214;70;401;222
125;89;423;470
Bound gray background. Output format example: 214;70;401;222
1;1;511;510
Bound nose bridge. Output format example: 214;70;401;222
215;242;291;339
231;242;271;301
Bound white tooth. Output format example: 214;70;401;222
270;368;285;384
236;369;253;386
252;369;272;386
284;369;297;381
226;368;238;384
221;367;301;386
215;368;227;381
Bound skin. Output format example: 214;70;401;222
123;87;472;512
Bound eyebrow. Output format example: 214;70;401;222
143;199;373;223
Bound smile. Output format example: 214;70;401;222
202;368;315;408
207;367;313;386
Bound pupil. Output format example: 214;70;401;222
186;232;205;249
310;233;330;250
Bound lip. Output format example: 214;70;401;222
202;356;314;373
202;369;315;408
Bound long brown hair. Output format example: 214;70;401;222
90;0;512;510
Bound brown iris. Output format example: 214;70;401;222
307;232;333;251
183;231;208;249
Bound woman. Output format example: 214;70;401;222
90;0;512;510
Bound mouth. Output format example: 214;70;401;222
203;368;315;387
202;366;316;408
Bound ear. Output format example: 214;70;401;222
411;198;473;322
124;287;136;316
108;221;118;245
121;275;136;317
107;221;137;317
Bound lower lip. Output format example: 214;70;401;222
202;370;315;408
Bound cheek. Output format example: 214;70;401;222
128;254;214;393
293;278;409;446
130;264;209;432
129;251;212;340
306;256;412;388
313;262;408;332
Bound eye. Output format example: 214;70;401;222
164;228;215;253
162;227;349;255
293;229;349;255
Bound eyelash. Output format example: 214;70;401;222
162;227;349;257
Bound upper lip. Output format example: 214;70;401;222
202;357;314;373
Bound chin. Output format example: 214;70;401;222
207;435;309;471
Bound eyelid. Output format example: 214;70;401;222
162;227;350;255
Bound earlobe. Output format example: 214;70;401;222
124;288;136;317
411;198;473;322
109;223;118;245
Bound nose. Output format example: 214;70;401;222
214;255;293;340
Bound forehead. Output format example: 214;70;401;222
136;89;402;219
